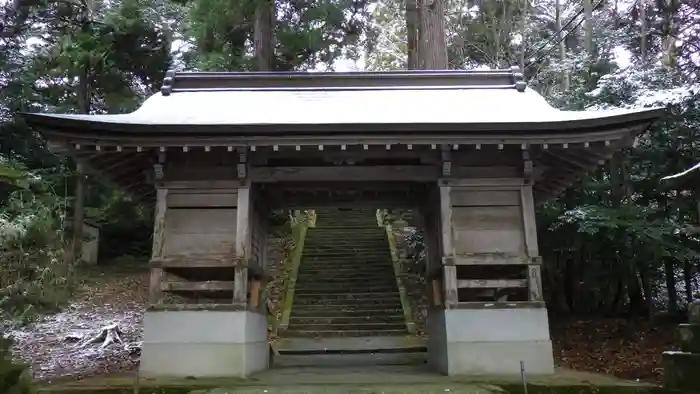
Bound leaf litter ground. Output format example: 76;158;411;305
8;259;679;386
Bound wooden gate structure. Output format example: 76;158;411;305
24;68;664;377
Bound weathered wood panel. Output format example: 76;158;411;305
451;190;520;207
452;206;526;255
457;279;528;289
164;164;239;181
167;191;237;208
453;166;520;179
162;208;237;256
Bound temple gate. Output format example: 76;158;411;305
24;68;664;377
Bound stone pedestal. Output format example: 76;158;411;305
140;310;269;378
663;301;700;391
427;308;555;375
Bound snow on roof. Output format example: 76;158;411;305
23;69;665;132
26;87;663;129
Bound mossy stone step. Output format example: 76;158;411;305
290;315;406;326
283;329;408;338
295;273;395;281
295;286;399;295
290;307;404;317
299;263;393;272
287;322;406;331
297;267;394;275
292;297;403;307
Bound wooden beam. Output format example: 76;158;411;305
457;279;528;289
454;301;546;309
439;183;457;308
150;255;238;268
448;253;535;265
250;165;439;182
441;177;526;189
162;280;235;292
147;303;246;312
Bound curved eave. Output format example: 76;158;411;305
23;107;665;137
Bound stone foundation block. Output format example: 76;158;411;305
679;324;700;353
140;310;269;378
690;301;700;324
663;351;700;391
427;308;555;376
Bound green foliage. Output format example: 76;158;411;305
0;336;34;394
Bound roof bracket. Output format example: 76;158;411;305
441;145;452;177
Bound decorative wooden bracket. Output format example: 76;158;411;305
237;149;248;179
522;149;533;182
441;145;452;177
153;151;166;181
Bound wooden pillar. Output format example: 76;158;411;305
149;186;167;305
521;151;543;302
439;182;458;308
71;163;86;264
234;149;251;306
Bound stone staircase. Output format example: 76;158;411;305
275;208;425;366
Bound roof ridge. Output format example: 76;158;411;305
160;67;527;96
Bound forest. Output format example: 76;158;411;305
0;0;700;383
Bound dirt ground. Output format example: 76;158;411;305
9;260;679;385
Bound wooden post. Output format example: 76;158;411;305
71;163;85;264
521;183;543;302
439;183;458;308
234;184;251;305
149;187;168;305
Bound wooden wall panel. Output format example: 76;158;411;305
167;191;237;208
452;206;526;255
162;208;237;256
451;190;520;207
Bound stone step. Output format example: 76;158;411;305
290;315;405;326
295;284;398;293
283;329;408;338
272;352;426;367
298;262;393;270
294;277;397;287
287;322;407;331
304;234;387;241
274;336;426;353
302;253;391;259
290;307;404;317
303;241;389;248
294;291;399;298
296;269;395;278
292;297;403;307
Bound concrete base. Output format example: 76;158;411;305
427;308;555;375
140;310;269;378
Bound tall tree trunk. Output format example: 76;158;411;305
418;0;448;69
555;0;569;90
583;0;593;56
406;0;419;69
660;0;677;68
665;259;678;314
639;0;647;61
254;0;275;71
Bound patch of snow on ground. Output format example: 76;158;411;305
9;301;144;381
